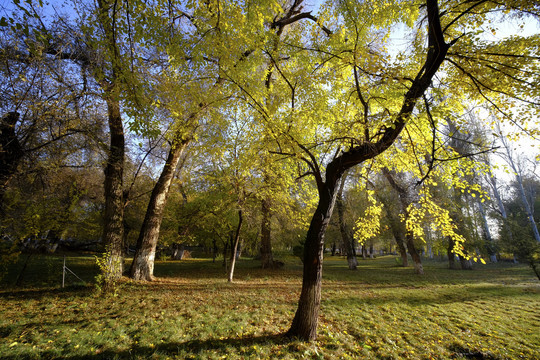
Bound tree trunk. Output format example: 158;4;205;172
380;196;408;267
222;239;228;268
101;98;125;280
406;233;424;274
0;112;24;214
499;125;540;244
530;262;540;281
447;238;458;270
477;200;497;263
228;209;243;282
260;198;275;269
396;235;409;267
515;174;540;243
15;253;32;287
122;220;131;255
130;138;188;281
382;168;422;272
459;255;473;270
336;174;358;269
287;181;338;340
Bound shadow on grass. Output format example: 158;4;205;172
2;334;294;359
323;283;539;309
0;284;93;300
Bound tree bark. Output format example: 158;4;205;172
378;192;409;267
382;168;423;273
390;225;409;267
228;209;243;282
336;174;358;269
405;233;424;274
459;255;473;270
394;231;409;267
287;180;338;340
260;198;275;269
447;237;458;270
101;97;125;279
222;239;228;268
0;112;24;214
212;238;217;263
499;125;540;244
477;199;497;263
130;138;189;280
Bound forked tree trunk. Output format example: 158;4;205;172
395;232;409;267
405;233;424;274
101;98;125;279
260;198;275;269
130;138;188;281
228;209;243;282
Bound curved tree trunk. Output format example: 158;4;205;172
287;181;338;341
286;0;448;340
130;138;188;280
260;198;275;269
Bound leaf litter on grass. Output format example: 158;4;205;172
0;256;539;359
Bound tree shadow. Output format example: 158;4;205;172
0;284;93;300
2;333;295;359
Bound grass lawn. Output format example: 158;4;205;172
0;254;539;359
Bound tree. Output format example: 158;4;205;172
381;169;425;274
496;122;540;244
336;171;358;269
499;177;540;279
280;0;537;339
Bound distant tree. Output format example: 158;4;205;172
499;178;540;280
336;171;358;269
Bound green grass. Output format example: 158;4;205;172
1;254;539;359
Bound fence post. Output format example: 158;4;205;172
62;256;66;288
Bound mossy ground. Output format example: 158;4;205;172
1;254;539;359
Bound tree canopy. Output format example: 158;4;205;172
1;0;539;341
